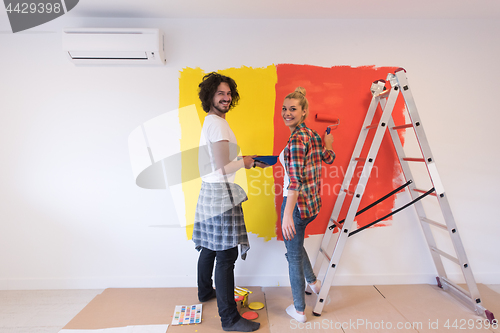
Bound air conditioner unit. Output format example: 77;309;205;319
62;28;166;66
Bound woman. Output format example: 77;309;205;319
279;87;335;323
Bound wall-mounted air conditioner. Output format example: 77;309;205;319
62;28;166;66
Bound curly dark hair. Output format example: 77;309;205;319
198;72;240;113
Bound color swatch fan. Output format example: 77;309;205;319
171;304;202;325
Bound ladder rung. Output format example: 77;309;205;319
414;188;437;197
421;217;447;230
330;218;342;229
354;157;366;162
376;89;391;97
430;246;460;265
403;157;426;162
392;123;414;130
364;124;378;130
440;277;472;299
319;247;331;262
343;189;355;195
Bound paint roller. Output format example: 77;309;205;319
315;113;340;134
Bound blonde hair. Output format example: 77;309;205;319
284;87;309;120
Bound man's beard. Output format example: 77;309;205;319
214;102;230;113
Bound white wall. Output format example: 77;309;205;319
0;15;499;289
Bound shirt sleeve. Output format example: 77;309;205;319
206;117;232;143
322;148;336;164
287;134;308;192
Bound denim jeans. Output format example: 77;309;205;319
197;246;240;327
281;196;318;312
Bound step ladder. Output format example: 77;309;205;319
310;68;495;323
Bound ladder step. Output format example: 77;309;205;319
376;89;391;98
403;157;426;162
440;277;472;299
421;217;447;230
330;218;343;229
430;246;460;265
355;157;375;163
319;247;331;262
343;189;355;195
364;124;378;130
392;123;414;130
414;188;437;197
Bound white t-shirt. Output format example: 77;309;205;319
279;149;290;197
199;115;239;183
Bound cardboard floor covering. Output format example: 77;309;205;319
62;287;269;333
62;284;499;333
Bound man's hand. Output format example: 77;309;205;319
243;155;257;169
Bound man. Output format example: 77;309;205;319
192;72;261;332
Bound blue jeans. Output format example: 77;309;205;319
281;196;318;312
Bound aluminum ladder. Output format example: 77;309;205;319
310;68;495;324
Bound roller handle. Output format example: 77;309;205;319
326;127;331;134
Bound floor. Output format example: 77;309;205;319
0;285;499;333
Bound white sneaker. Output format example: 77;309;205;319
286;304;306;323
309;280;321;294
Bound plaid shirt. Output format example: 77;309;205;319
192;182;250;259
284;122;335;219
